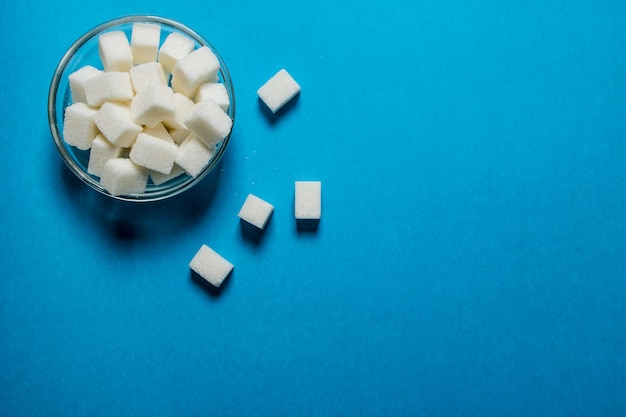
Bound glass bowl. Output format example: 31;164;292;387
48;15;235;202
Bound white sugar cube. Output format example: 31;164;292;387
142;123;174;143
85;72;134;107
257;69;301;113
184;100;232;148
163;92;194;131
195;82;229;111
130;61;167;92
98;31;132;72
175;134;215;178
129;132;178;174
167;127;191;145
63;102;99;150
87;134;123;177
149;164;185;185
68;65;102;104
237;194;274;230
171;46;220;98
130;83;175;128
94;102;142;148
100;158;148;196
158;32;195;74
295;181;321;220
189;244;233;288
131;22;161;64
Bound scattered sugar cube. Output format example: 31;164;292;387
163;92;194;131
195;82;230;111
257;69;301;113
85;71;134;107
167;127;191;145
129;132;178;174
100;158;148;196
295;181;321;220
184;100;232;148
238;194;274;230
94;102;142;148
171;46;220;98
68;65;102;104
175;134;215;177
98;31;132;72
149;164;185;185
130;83;176;127
189;244;233;288
158;32;195;74
87;134;123;177
131;23;161;65
63;102;99;150
130;61;167;92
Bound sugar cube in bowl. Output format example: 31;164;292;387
48;15;235;202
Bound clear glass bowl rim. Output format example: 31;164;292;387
48;15;235;203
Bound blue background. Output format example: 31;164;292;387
1;0;626;415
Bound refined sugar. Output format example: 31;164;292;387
171;46;220;98
195;82;229;111
131;23;161;64
129;132;178;174
85;72;134;107
149;164;184;185
175;134;215;177
94;102;142;148
167;127;191;145
63;102;99;150
130;61;167;93
68;65;102;104
130;83;176;128
184;100;232;148
163;92;194;131
100;158;148;196
237;194;274;230
158;32;195;74
98;31;132;72
142;123;174;143
295;181;321;220
87;134;123;177
189;244;233;288
257;69;301;113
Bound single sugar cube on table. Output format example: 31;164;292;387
185;100;232;148
130;83;176;127
63;102;99;150
68;65;102;104
129;132;179;174
175;134;215;178
85;72;134;107
98;30;133;72
87;134;123;177
295;181;321;220
189;244;234;289
171;46;220;98
257;69;301;113
195;82;230;112
158;32;195;74
100;158;148;196
130;22;161;65
237;194;274;230
94;102;142;148
130;61;167;93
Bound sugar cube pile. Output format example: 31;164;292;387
63;23;232;196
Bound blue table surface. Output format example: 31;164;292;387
2;1;626;416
